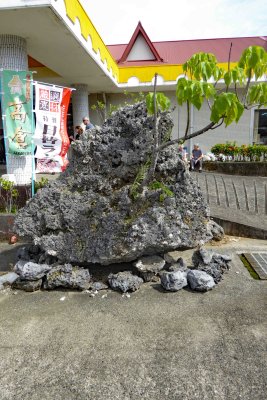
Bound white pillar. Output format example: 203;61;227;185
71;84;89;127
0;34;32;185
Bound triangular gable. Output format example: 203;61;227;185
119;21;163;63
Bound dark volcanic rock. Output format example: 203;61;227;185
207;220;224;241
133;255;165;282
108;271;143;292
43;264;91;290
192;249;231;283
160;270;188;292
17;244;42;263
169;257;187;272
187;270;215;292
14;260;51;280
13;278;42;292
14;102;214;265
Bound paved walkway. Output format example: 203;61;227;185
191;171;267;233
0;238;267;400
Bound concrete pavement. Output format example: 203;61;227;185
0;238;267;400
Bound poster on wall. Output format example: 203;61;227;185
1;70;34;156
34;83;71;173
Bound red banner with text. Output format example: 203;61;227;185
34;84;71;173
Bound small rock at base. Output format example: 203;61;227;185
12;278;42;292
108;271;143;293
160;270;188;292
187;270;215;292
14;260;51;281
192;249;231;283
43;264;91;290
90;281;108;291
169;257;187;272
0;272;19;290
133;255;165;282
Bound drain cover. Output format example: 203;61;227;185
243;253;267;280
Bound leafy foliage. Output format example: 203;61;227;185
130;159;151;200
0;178;19;213
149;181;174;202
210;93;244;126
176;78;216;110
176;46;267;131
182;52;224;81
238;46;267;79
248;83;267;106
224;66;246;86
146;92;171;115
34;177;49;193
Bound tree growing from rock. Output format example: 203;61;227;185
145;45;267;180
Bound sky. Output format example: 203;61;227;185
81;0;267;45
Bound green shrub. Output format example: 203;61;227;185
34;177;49;193
0;178;19;213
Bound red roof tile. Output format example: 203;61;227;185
108;36;267;66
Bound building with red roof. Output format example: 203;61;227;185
0;0;266;179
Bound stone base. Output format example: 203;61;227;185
204;161;267;176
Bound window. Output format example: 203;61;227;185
254;109;267;144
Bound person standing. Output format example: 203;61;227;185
81;116;94;131
190;144;203;172
178;144;187;162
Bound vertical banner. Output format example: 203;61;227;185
34;83;71;173
1;71;33;156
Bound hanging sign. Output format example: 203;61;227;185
1;70;33;156
34;83;71;173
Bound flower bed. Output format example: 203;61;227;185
210;142;267;162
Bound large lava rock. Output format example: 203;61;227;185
15;102;214;265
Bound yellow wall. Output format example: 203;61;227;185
64;0;119;80
64;1;237;86
118;63;236;84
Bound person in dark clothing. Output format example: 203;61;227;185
190;144;203;172
74;125;84;140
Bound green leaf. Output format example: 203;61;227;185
235;102;244;122
176;78;188;105
146;92;171;115
224;71;232;86
182;52;218;81
146;92;154;114
238;46;267;80
157;92;171;111
211;93;244;126
248;83;267;106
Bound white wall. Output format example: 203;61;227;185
127;34;155;61
89;88;253;154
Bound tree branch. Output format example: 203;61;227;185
226;42;233;93
242;72;251;104
210;118;224;129
142;73;159;185
184;100;190;139
157;121;215;153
